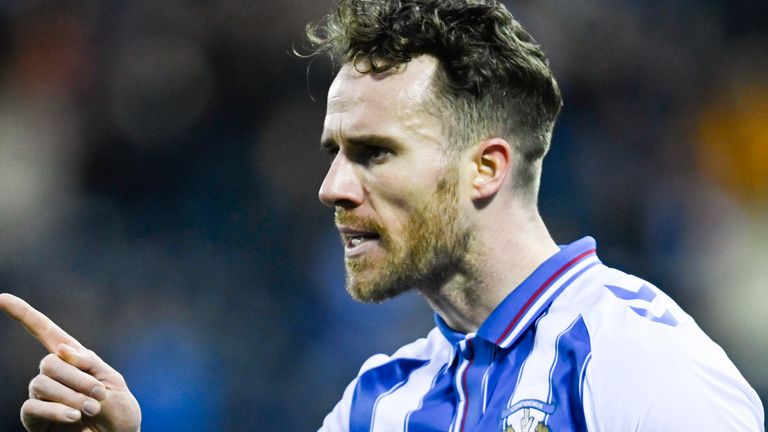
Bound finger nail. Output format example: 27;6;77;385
82;399;100;417
65;408;81;421
91;385;106;400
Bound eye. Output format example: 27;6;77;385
363;146;392;164
324;145;339;159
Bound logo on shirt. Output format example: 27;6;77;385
604;283;679;326
499;399;553;432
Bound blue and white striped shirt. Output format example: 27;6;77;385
320;237;764;431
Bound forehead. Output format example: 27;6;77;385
324;56;440;138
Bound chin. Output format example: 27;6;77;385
346;274;409;304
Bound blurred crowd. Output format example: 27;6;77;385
0;0;765;430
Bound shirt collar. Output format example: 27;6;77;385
435;236;599;349
435;313;465;346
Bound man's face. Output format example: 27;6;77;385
319;56;472;302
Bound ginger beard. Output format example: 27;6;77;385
335;167;474;303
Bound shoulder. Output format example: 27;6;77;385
557;264;764;430
558;262;734;376
547;264;697;373
355;326;451;376
560;263;693;336
318;327;452;432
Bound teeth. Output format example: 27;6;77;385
345;232;379;249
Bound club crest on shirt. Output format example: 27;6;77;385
499;399;554;432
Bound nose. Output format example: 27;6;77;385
318;153;364;208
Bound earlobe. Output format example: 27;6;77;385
470;138;511;200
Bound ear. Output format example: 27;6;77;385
469;138;511;200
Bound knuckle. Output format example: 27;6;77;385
84;351;98;366
84;349;101;365
21;398;78;426
77;374;96;392
38;353;58;374
20;398;37;415
28;376;44;397
113;371;127;384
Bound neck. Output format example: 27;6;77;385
418;209;559;334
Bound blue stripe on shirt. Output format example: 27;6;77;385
402;358;456;432
546;316;591;430
350;358;430;432
474;328;537;430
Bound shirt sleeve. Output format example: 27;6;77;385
582;319;765;431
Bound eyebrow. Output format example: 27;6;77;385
320;134;404;152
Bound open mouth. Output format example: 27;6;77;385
346;232;380;248
338;226;382;256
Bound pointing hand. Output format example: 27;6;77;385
0;293;141;432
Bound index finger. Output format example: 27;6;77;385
0;293;84;354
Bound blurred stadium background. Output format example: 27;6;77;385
0;0;765;430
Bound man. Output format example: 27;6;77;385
311;0;763;430
0;0;763;431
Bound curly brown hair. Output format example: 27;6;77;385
306;0;562;194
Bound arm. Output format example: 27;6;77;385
0;293;141;432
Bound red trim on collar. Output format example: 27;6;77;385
493;249;596;345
